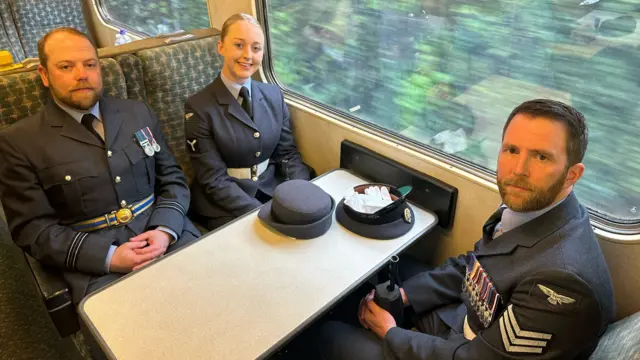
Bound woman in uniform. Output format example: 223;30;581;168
184;13;311;230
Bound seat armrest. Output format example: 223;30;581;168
25;254;79;337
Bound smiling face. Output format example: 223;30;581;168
37;32;103;111
218;20;264;84
497;113;584;212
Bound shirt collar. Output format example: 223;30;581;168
220;72;252;100
54;99;101;123
500;196;567;234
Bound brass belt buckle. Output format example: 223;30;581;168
114;207;134;225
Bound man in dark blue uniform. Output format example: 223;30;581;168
0;28;200;305
318;99;615;359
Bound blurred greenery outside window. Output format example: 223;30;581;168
266;0;640;222
98;0;210;36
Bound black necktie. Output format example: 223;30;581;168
81;113;103;143
239;86;253;120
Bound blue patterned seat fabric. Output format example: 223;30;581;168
8;0;89;58
589;311;640;360
0;0;25;61
115;53;147;103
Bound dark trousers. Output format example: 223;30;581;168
317;311;454;360
315;256;452;360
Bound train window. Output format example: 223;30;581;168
265;0;640;223
98;0;210;36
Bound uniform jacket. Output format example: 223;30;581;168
386;192;615;359
0;98;199;303
184;75;310;223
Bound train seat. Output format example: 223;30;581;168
590;310;640;359
0;0;24;62
0;217;84;359
589;236;640;359
7;0;90;59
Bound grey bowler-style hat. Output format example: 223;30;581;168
258;180;336;239
336;183;414;240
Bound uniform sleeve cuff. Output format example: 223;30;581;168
105;245;117;273
157;226;178;245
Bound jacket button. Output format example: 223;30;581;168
115;176;121;183
255;151;261;157
251;176;258;182
65;175;71;181
253;132;260;139
107;150;113;158
120;200;127;207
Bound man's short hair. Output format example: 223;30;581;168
37;27;96;68
503;99;588;167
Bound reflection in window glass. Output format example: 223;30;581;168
99;0;210;36
267;0;640;221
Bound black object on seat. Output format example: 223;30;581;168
0;220;83;360
25;254;79;337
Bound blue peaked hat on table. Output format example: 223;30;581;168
336;183;415;240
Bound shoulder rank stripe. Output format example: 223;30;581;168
500;305;552;354
507;305;552;340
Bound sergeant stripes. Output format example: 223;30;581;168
499;304;552;354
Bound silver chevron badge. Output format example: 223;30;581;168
537;284;576;305
500;305;552;354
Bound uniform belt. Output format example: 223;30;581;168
70;194;155;232
227;158;269;180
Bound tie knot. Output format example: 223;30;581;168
239;86;250;100
81;113;96;127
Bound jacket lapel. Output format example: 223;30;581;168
476;193;581;257
100;98;123;146
46;101;103;148
251;80;266;128
212;76;257;130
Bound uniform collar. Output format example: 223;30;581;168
220;72;252;101
501;196;567;234
54;99;102;123
476;192;581;257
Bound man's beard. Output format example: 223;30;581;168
51;82;103;111
497;169;567;212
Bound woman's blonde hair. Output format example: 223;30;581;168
220;13;263;41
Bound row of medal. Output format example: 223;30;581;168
463;254;502;328
135;127;161;156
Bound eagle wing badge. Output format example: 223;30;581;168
537;284;576;305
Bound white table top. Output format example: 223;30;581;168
79;169;438;360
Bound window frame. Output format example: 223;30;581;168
256;1;640;236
